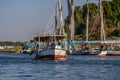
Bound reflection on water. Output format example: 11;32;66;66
0;52;120;80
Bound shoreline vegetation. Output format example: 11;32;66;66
0;46;22;53
0;41;22;53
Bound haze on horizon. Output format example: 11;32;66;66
0;0;97;42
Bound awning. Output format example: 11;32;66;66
34;34;65;42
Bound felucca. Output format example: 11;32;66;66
33;0;68;60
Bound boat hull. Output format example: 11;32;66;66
98;54;120;56
35;54;67;60
97;51;120;56
35;48;68;60
107;51;120;56
97;51;107;56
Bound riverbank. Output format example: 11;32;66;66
0;46;22;53
0;50;16;53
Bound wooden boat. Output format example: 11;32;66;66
30;0;68;60
97;43;120;56
97;50;120;56
34;34;68;60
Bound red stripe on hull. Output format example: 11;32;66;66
35;54;68;60
106;54;120;56
98;54;120;56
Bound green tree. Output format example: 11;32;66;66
64;0;120;40
74;6;84;35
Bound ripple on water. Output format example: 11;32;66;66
0;53;120;80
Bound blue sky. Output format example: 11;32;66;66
0;0;97;42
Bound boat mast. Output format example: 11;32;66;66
55;2;57;35
58;0;64;35
86;0;89;42
67;0;75;41
99;0;106;41
70;0;75;41
54;2;57;44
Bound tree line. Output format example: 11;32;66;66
64;0;120;41
0;41;22;46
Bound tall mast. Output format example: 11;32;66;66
54;2;57;44
67;0;75;41
71;0;75;41
99;0;106;41
86;0;89;42
55;2;57;35
58;0;64;35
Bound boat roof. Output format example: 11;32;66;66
34;34;65;42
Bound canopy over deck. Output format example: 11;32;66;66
34;34;65;42
83;40;120;45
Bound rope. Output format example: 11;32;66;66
39;1;60;35
43;12;55;34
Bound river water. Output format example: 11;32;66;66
0;52;120;80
